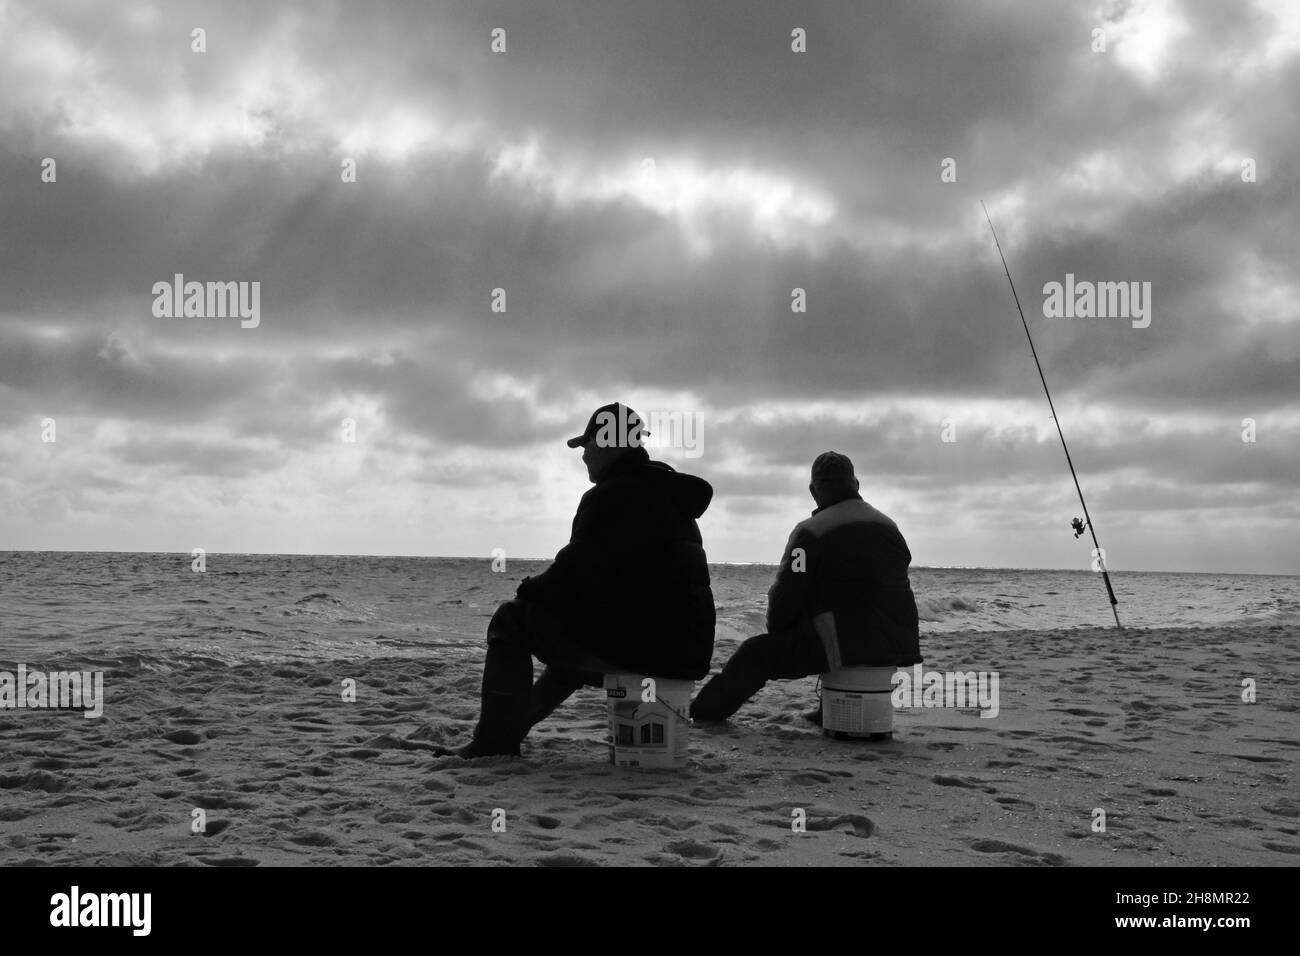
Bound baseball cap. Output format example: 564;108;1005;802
811;450;855;483
566;402;650;449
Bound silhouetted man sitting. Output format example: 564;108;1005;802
437;403;715;758
691;451;921;722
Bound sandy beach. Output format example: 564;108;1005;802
3;623;1296;867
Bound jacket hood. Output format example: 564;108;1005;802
633;459;713;519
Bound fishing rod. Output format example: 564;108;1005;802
981;201;1122;629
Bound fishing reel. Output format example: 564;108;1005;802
1070;517;1087;538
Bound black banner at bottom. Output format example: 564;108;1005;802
0;865;1277;943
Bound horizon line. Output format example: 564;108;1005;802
0;549;1295;578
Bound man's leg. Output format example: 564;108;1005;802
454;601;537;757
447;600;614;757
526;666;589;728
519;603;617;727
690;620;828;722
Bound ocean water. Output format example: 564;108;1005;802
1;551;1296;669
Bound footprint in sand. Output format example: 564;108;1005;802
534;852;601;867
200;857;259;867
0;771;70;794
994;797;1034;810
641;814;702;833
692;784;745;799
192;794;256;810
805;813;875;837
664;838;725;861
30;757;73;770
200;819;232;837
289;830;340;847
932;775;998;794
788;771;834;785
967;839;1067;866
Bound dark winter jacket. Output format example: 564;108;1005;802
767;493;921;667
515;447;715;679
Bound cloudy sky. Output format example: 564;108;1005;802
2;0;1297;574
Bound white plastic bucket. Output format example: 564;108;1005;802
604;673;694;768
821;667;898;739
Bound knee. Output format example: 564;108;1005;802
732;634;767;664
487;600;525;645
727;632;788;676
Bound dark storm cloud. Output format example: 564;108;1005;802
304;353;560;449
0;325;270;423
6;148;1293;420
0;322;571;453
3;0;1297;419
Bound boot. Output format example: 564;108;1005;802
433;690;526;758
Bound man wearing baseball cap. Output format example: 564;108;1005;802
691;451;921;722
436;402;716;758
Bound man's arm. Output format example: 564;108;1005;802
516;486;617;607
766;525;817;633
